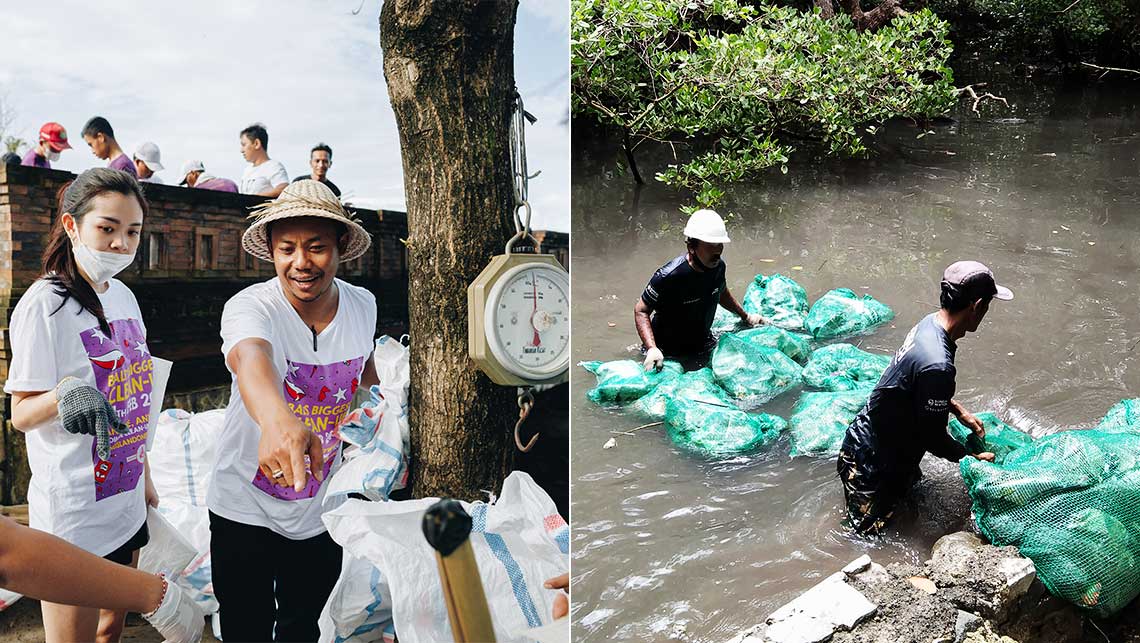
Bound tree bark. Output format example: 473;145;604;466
380;0;519;501
814;0;835;20
836;0;907;32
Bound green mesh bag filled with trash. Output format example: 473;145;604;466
634;368;732;421
800;343;889;391
961;429;1140;617
1096;398;1140;434
803;288;894;340
664;395;786;455
579;359;684;406
787;391;869;456
710;333;802;405
947;412;1034;464
711;305;745;334
734;326;813;364
741;274;810;330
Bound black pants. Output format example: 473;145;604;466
209;511;342;642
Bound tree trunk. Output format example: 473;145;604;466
837;0;907;32
380;0;519;501
814;0;835;20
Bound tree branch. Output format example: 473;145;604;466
954;83;1008;114
1080;61;1140;79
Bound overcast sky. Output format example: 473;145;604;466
1;1;568;232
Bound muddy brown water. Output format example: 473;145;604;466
570;79;1140;641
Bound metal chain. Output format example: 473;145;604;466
506;91;540;256
514;387;539;452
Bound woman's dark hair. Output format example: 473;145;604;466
42;168;148;335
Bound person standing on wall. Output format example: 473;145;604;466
2;168;159;642
239;122;289;197
82;116;137;178
21;122;72;169
291;142;341;197
133;142;165;184
178;160;239;193
634;208;763;370
208;180;380;641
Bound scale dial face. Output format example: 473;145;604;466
484;262;570;381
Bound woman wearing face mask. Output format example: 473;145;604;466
3;168;163;642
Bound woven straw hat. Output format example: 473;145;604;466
242;179;371;262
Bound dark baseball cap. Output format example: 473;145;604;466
941;261;1013;306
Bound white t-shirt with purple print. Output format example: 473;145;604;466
3;278;153;556
209;277;376;539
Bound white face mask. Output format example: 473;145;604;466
71;234;136;284
47;148;61;162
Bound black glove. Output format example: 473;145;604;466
55;377;125;460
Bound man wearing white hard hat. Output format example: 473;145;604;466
634;209;762;370
132;142;164;184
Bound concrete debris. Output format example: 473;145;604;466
954;610;983;643
765;572;877;643
842;555;872;576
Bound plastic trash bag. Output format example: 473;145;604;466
741;274;810;330
788;391;869;457
733;326;814;364
317;554;397;643
947;412;1034;463
711;305;746;334
800;343;889;391
633;367;732;422
138;507;197;579
961;429;1140;617
803;288;894;340
321;472;568;643
710;334;802;405
326;385;409;502
664;395;785;455
0;589;20;612
149;408;226;613
373;335;410;451
579;359;683;405
1096;398;1140;434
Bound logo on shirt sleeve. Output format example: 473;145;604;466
925;398;950;412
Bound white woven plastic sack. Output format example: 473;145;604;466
326;386;408;502
0;589;21;612
138;507;197;578
372;336;410;451
321;471;569;643
148;408;225;613
317;554;397;643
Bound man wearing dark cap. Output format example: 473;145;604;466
837;261;1013;534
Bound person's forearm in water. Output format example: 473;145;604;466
720;288;747;320
0;517;164;614
633;300;657;349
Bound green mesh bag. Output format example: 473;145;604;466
710;333;802;405
579;359;684;406
788;391;869;456
800;343;889;391
741;274;810;330
664;395;786;455
634;367;732;421
1096;398;1140;434
803;288;895;340
947;412;1034;463
711;305;746;334
734;326;814;364
961;429;1140;617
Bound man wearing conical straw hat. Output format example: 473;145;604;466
206;180;382;641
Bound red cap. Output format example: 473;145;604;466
39;122;72;151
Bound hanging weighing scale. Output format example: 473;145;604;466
467;93;570;450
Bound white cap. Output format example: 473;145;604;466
179;160;205;184
133;141;164;171
683;209;731;244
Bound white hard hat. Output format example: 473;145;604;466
683;209;731;244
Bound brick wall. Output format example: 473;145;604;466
0;164;567;505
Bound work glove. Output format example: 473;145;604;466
55;377;125;460
745;313;765;327
643;347;664;372
142;577;204;643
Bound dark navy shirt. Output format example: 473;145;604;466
292;175;341;197
640;254;726;356
844;313;967;480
